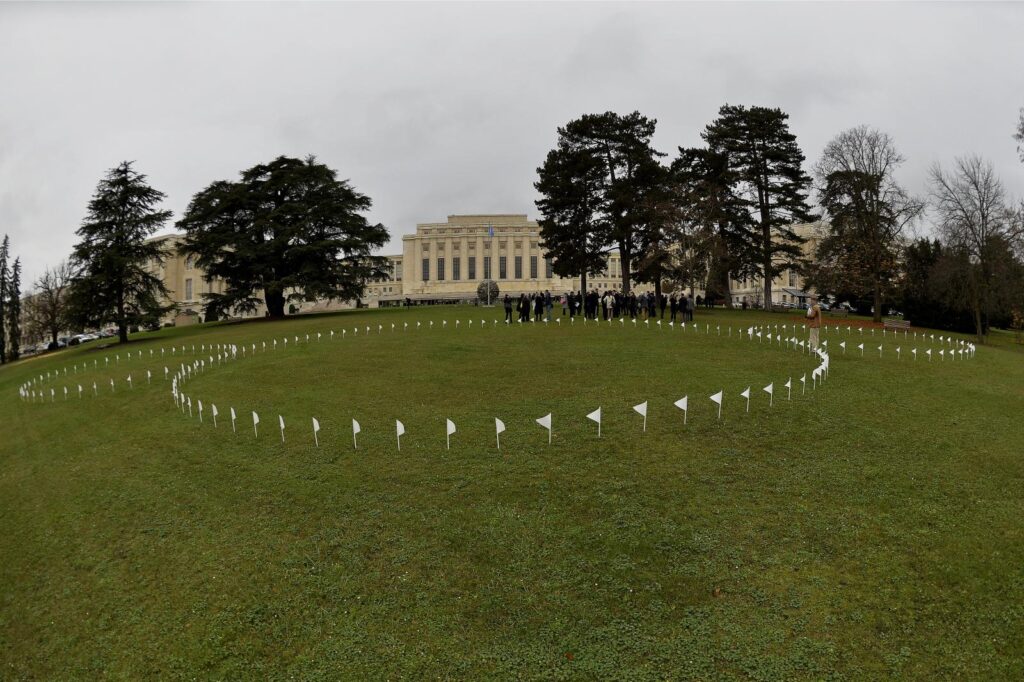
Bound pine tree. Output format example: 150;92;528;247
69;162;173;343
6;258;21;361
537;112;664;294
179;156;389;319
0;235;9;364
535;138;611;295
703;105;816;308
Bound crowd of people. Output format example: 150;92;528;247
503;290;698;324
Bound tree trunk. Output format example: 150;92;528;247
265;289;286;319
581;272;588;297
761;225;772;310
117;289;128;343
873;280;882;324
619;249;631;294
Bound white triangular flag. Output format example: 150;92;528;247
396;419;405;450
446;418;456;450
633;401;648;431
279;415;286;442
536;413;552;444
740;387;751;412
230;407;237;433
763;382;774;407
312;417;320;447
586;407;602;437
495;417;505;449
710;390;723;419
211;404;219;428
673;396;688;425
252;411;260;438
352;419;361;448
784;378;792;400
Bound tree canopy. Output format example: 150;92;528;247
703;105;816;308
178;156;389;319
68;161;172;343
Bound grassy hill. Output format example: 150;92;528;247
1;306;1022;679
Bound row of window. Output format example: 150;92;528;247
421;256;555;282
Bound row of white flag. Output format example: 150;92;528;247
173;377;819;450
21;312;971;394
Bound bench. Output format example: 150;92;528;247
828;308;848;318
883;319;911;331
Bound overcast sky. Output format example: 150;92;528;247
3;1;1023;285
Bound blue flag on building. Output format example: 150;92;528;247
488;224;494;237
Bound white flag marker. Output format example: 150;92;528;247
352;419;361;449
586;407;602;437
800;374;807;395
230;407;237;433
446;418;456;450
312;417;320;447
536;413;552;444
198;399;204;423
763;382;774;407
740;387;751;412
858;342;865;356
784;378;792;400
673;396;688;425
252;411;260;438
633;401;648;432
710;391;724;419
278;415;285;442
840;341;846;354
396;420;405;450
495;417;505;449
212;404;219;428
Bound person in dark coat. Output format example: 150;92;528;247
534;293;544;321
669;295;677;322
659;294;667;318
504;294;513;323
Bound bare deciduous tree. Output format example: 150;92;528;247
929;155;1023;342
813;125;924;321
29;260;75;346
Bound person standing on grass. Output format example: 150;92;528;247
504;294;513;323
807;294;823;349
669;294;678;322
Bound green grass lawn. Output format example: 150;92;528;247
1;306;1022;679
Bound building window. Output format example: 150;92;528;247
499;256;507;279
395;263;403;281
185;256;194;271
789;270;797;287
484;256;492;280
185;278;193;300
514;256;522;279
422;258;429;281
452;257;461;281
468;257;476;280
437;257;445;281
545;257;553;278
530;256;538;279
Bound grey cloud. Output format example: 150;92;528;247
2;1;1023;286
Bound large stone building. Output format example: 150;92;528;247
146;214;822;324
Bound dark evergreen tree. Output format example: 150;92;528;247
671;147;755;306
537;112;664;294
535;138;610;295
6;258;20;360
703;105;816;308
178;156;390;319
69;161;173;343
0;235;9;363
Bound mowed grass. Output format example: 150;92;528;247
1;306;1022;679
